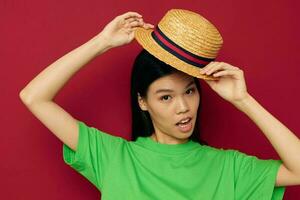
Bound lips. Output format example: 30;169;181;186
175;117;192;125
176;117;193;132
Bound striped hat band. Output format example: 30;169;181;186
151;26;215;68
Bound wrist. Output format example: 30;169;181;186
92;33;113;55
232;93;253;110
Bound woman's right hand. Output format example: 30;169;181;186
99;11;154;48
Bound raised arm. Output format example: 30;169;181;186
200;61;300;187
19;11;154;151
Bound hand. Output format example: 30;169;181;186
200;62;250;104
98;11;154;48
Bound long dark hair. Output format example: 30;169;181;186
130;49;207;145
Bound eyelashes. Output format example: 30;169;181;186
160;88;196;101
186;88;195;95
161;95;171;101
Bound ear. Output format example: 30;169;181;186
137;93;148;111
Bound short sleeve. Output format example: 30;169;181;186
230;150;286;200
62;120;124;190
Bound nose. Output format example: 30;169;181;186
176;97;189;114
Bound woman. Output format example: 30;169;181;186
19;9;300;199
130;49;206;145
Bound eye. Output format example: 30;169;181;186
186;88;195;95
160;95;171;101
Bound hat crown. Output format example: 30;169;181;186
158;9;223;58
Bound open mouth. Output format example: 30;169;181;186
176;117;192;126
176;117;193;132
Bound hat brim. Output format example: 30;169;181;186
134;27;219;80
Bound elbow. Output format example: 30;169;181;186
19;89;28;103
19;89;51;105
19;89;33;105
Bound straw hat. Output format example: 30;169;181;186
134;9;223;80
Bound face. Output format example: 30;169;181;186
138;71;200;144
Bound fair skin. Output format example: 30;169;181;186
199;62;300;187
19;10;299;187
19;11;153;151
138;71;200;144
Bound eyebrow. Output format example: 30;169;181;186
155;80;195;94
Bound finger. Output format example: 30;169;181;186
128;19;154;29
200;62;216;74
200;62;223;74
205;62;224;75
205;62;232;75
212;69;240;77
201;62;238;74
128;20;144;28
131;27;138;31
128;18;142;25
126;17;140;23
143;23;155;28
205;63;238;75
123;19;138;28
121;11;142;20
128;17;154;29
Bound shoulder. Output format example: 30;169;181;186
78;120;128;145
199;144;232;159
201;144;227;153
199;145;254;162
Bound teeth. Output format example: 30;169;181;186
179;118;190;124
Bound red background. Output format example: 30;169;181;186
1;0;300;199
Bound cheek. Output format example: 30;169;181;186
194;97;200;109
152;105;172;120
148;102;174;124
186;93;200;110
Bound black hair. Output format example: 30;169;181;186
130;49;207;145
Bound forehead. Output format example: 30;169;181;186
149;72;195;91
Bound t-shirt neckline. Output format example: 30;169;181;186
135;136;200;154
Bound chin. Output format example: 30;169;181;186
177;131;193;140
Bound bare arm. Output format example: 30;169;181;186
234;94;300;187
19;11;154;151
201;62;300;186
20;34;111;103
19;34;112;151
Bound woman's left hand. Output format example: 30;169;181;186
200;61;250;105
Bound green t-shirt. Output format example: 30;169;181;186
63;121;286;200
